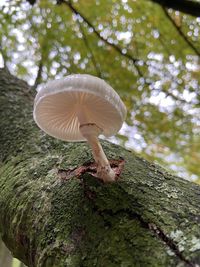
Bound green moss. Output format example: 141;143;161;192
0;69;200;266
1;140;200;266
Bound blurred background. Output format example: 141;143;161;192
0;0;199;265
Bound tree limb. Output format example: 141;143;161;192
162;8;200;57
0;67;200;267
33;59;43;89
77;19;103;78
58;0;144;77
150;0;200;17
0;43;9;70
58;0;192;105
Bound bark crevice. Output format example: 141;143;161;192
81;176;198;267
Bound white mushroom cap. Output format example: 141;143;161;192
33;74;127;141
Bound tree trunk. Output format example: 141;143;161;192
0;67;200;267
150;0;200;17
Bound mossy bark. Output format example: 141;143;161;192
0;67;200;267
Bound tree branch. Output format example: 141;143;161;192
33;58;43;89
77;20;103;78
58;0;144;77
150;0;200;17
163;8;200;57
0;43;9;70
58;0;191;105
0;67;200;267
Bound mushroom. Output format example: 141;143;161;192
33;74;127;182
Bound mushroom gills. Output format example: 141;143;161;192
33;74;127;182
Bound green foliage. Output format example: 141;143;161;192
0;0;199;182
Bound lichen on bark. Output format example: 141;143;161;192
0;67;200;267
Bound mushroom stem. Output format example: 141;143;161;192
79;123;115;182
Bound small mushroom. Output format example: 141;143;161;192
33;74;127;182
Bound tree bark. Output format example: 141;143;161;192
150;0;200;17
0;67;200;267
